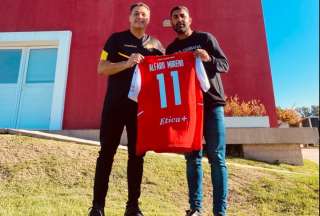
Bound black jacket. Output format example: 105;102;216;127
166;31;229;109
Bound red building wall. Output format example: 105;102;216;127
0;0;277;128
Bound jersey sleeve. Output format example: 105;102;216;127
128;65;141;102
100;33;117;61
195;57;210;92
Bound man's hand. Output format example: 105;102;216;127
194;49;212;62
126;53;144;67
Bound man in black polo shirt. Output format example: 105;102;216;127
166;6;229;216
89;2;163;216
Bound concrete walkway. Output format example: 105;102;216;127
2;128;319;165
302;148;319;164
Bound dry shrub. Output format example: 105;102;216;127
224;95;267;116
276;107;301;127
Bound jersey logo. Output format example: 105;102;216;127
181;45;202;52
124;44;137;48
160;115;188;126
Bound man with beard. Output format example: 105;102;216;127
88;2;164;216
166;6;229;216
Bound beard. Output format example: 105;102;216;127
173;23;188;34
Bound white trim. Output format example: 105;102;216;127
308;118;313;128
0;31;72;130
225;116;270;128
14;48;29;127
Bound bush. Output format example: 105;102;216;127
276;107;301;127
224;95;267;116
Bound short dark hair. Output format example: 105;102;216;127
130;2;150;12
170;5;190;16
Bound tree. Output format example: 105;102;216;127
311;105;319;116
295;105;319;117
295;106;311;117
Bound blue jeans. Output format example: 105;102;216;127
185;106;228;215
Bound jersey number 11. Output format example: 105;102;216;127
156;71;181;109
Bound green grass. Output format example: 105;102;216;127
0;134;318;216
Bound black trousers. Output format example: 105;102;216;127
92;99;144;208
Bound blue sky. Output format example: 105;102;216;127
261;0;319;108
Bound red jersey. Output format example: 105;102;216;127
129;52;210;155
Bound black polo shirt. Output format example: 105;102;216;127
102;30;164;108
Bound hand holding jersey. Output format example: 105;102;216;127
126;53;145;68
194;49;212;62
